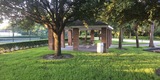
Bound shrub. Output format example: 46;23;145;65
0;40;48;54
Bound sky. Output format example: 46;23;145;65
0;20;10;30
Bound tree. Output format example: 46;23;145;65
124;24;133;39
99;0;135;49
146;2;160;47
138;0;160;47
17;18;35;40
121;0;151;48
101;0;160;48
0;0;105;56
17;18;35;33
133;21;140;48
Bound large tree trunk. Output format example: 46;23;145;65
149;22;155;47
134;23;139;48
135;31;139;48
119;27;123;49
85;30;87;42
54;32;62;56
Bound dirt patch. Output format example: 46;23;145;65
43;54;74;60
155;68;160;76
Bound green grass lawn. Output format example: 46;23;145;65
0;47;160;80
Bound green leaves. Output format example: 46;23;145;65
0;0;105;31
99;0;160;26
99;0;135;27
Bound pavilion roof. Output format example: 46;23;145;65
65;20;113;30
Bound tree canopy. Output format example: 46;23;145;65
98;0;160;48
0;0;105;32
0;0;105;56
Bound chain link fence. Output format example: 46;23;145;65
0;28;48;44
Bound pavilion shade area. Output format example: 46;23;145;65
65;21;113;52
48;20;113;52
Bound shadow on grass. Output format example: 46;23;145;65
0;47;160;80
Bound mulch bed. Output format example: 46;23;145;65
143;48;160;53
43;54;74;60
155;68;160;76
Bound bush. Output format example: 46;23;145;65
0;40;48;54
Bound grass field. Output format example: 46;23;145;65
0;47;160;80
94;40;148;45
